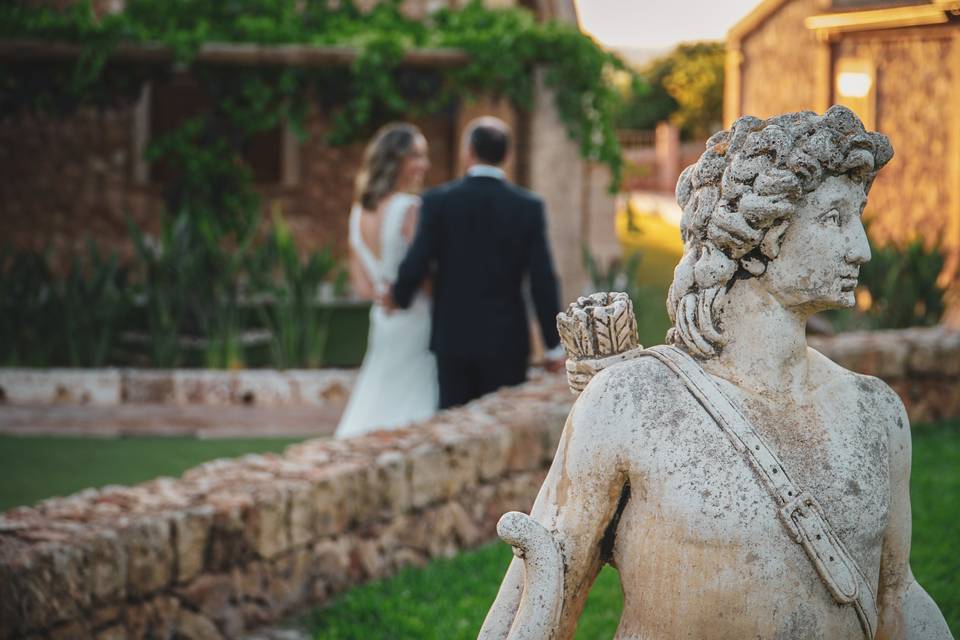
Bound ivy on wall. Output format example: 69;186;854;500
1;0;633;197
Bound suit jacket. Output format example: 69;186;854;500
392;175;561;360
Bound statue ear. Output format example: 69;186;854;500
760;219;791;259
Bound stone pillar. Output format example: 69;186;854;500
528;70;589;307
655;122;680;193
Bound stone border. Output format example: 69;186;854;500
809;325;960;423
0;375;572;640
0;369;358;408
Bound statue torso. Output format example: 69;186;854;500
600;351;897;640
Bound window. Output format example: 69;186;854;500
834;57;876;130
132;77;298;187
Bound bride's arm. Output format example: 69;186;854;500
349;248;375;300
400;202;433;296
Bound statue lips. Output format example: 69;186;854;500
838;274;859;292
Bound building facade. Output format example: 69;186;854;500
1;0;604;307
726;0;960;293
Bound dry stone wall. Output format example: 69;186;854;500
810;325;960;424
1;327;957;638
0;369;357;408
0;375;571;640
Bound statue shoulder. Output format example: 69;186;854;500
808;346;911;448
570;353;691;439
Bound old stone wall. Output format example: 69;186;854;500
0;368;357;407
0;375;571;640
833;33;958;256
0;103;455;269
1;327;955;638
739;0;824;119
809;325;960;424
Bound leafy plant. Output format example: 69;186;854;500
249;210;337;369
0;244;130;367
824;237;946;331
58;242;131;367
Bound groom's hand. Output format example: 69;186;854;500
378;290;397;313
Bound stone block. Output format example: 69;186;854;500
504;412;547;472
172;506;214;583
263;548;314;614
0;368;121;405
87;530;127;604
907;327;960;376
94;624;127;640
310;462;369;535
408;442;450;508
121;370;175;403
176;574;234;627
286;369;356;406
174;609;224;640
0;541;89;634
49;620;92;639
287;482;316;548
123;517;174;597
207;492;254;571
232;371;294;406
172;371;235;405
123;595;179;640
311;538;354;592
369;451;410;517
243;490;290;559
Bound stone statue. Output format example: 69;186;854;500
479;106;954;640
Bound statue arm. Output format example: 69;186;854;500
876;398;953;640
480;374;629;639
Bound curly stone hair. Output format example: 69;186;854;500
355;122;421;212
667;105;894;358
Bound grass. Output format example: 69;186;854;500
0;435;304;512
306;420;960;638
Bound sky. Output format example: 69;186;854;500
575;0;763;50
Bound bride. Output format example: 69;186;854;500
334;123;439;439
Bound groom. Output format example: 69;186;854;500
388;116;564;409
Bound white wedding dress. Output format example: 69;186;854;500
334;193;439;439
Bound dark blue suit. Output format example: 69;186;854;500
392;175;561;408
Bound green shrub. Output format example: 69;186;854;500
249;210;337;369
0;243;130;367
825;237;946;331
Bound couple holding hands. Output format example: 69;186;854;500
335;117;564;439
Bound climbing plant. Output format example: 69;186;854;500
0;0;635;367
1;0;632;189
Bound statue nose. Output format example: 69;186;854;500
845;219;871;265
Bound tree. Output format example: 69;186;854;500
614;42;724;139
662;42;725;139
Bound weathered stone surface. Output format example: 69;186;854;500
174;609;223;640
0;369;121;405
172;506;213;583
0;373;579;638
243;489;290;560
87;530;127;603
123;517;174;596
123;595;179;640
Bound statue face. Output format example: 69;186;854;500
760;174;871;313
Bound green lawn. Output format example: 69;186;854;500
0;435;304;512
306;419;960;638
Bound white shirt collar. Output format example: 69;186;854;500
466;164;507;180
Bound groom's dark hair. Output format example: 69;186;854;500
469;120;510;165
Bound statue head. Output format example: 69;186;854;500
667;105;894;358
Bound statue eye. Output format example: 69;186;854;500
821;209;842;226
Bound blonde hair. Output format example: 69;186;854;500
354;123;421;211
667;105;893;358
